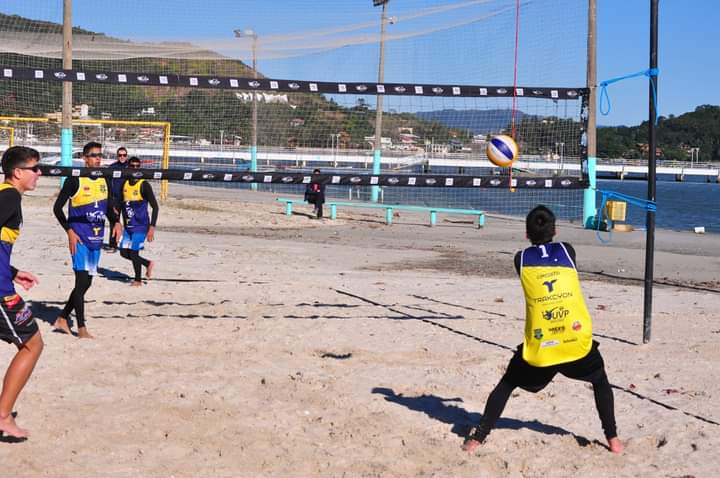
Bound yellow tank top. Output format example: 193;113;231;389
70;177;108;208
520;242;593;366
123;179;145;202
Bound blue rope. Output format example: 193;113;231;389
599;68;659;124
595;189;657;244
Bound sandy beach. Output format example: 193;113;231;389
1;178;718;477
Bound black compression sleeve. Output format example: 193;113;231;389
105;194;119;224
142;182;159;226
53;177;79;231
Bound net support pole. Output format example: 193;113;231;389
372;0;388;203
643;0;659;343
583;0;598;228
60;0;73;174
583;157;597;227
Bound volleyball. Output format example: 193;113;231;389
486;135;519;168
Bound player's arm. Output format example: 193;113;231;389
52;177;78;231
0;190;39;290
53;177;82;254
105;185;120;224
142;182;159;241
142;181;159;227
104;183;123;243
0;190;22;279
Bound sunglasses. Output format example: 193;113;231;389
129;163;142;168
86;153;104;158
117;153;128;157
17;165;42;173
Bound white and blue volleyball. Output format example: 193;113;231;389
486;134;519;168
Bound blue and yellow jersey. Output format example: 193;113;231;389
68;177;108;251
520;242;593;367
0;184;22;297
122;179;149;232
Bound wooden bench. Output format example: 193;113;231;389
327;201;485;228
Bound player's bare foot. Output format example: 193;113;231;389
130;280;142;287
53;317;71;334
0;413;29;438
146;261;155;279
78;327;94;339
608;437;624;454
461;437;482;453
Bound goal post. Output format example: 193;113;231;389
0;116;171;200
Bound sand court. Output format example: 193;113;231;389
1;180;718;477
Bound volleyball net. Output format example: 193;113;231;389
0;0;590;218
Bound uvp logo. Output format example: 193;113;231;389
542;306;570;321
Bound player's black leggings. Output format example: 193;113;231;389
59;271;93;328
120;248;150;281
471;369;617;442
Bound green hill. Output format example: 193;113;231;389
0;13;467;149
598;105;720;162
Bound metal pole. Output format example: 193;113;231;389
160;122;171;201
371;1;388;202
643;0;659;344
250;35;258;190
583;0;598;228
61;0;73;172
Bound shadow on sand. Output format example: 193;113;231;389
372;387;594;447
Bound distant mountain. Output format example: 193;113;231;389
415;109;531;135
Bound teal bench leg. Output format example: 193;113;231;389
330;204;337;220
430;210;437;226
285;202;293;216
478;213;485;228
385;207;393;225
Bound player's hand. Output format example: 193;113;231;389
67;229;82;255
113;223;123;244
147;226;155;242
13;271;39;291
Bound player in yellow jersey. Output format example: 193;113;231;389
463;205;623;454
0;146;44;439
119;157;159;286
52;142;121;339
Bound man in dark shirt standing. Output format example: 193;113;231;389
304;168;326;219
0;146;44;439
106;146;129;252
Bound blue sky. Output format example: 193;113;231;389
1;0;718;127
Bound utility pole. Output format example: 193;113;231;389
234;28;259;189
372;0;390;202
